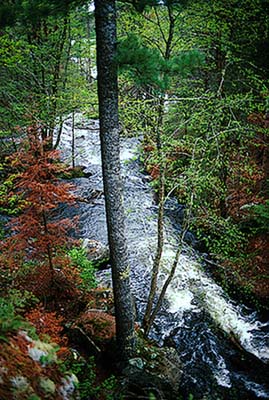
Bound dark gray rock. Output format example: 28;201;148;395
122;346;183;400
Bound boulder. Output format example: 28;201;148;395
82;239;110;268
67;309;116;355
64;165;92;179
122;345;183;400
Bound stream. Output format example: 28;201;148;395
56;114;269;399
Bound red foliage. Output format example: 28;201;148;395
77;311;116;343
25;305;67;345
16;262;54;297
56;346;71;361
223;233;269;301
144;144;155;152
15;259;83;308
226;113;269;219
0;125;78;292
149;164;160;179
0;334;41;399
245;234;269;299
247;112;269;129
226;158;265;219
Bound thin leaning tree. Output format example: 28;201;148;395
116;0;203;336
94;0;135;363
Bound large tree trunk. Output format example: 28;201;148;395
94;0;135;362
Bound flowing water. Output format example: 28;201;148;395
56;114;269;399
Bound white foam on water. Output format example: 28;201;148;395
158;243;269;363
235;374;269;398
57;114;269;398
167;289;196;312
214;357;232;388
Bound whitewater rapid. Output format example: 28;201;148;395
56;114;269;399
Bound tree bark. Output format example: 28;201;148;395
142;98;165;335
94;0;135;362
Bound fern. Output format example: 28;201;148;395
68;247;97;290
0;299;34;342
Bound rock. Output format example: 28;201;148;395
129;357;144;369
122;346;183;400
74;117;99;130
10;376;30;391
152;347;183;392
64;165;92;179
82;239;110;268
59;374;79;400
86;189;103;201
27;339;58;365
68;310;116;354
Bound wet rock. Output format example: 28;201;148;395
82;238;110;268
77;189;103;204
86;189;103;200
128;357;144;369
122;346;183;400
74;116;99;130
59;374;79;400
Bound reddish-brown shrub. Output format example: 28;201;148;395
0;125;78;296
25;305;67;345
77;311;116;343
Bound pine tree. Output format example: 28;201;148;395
0;125;76;284
94;0;135;362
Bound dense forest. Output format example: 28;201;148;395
0;0;268;399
